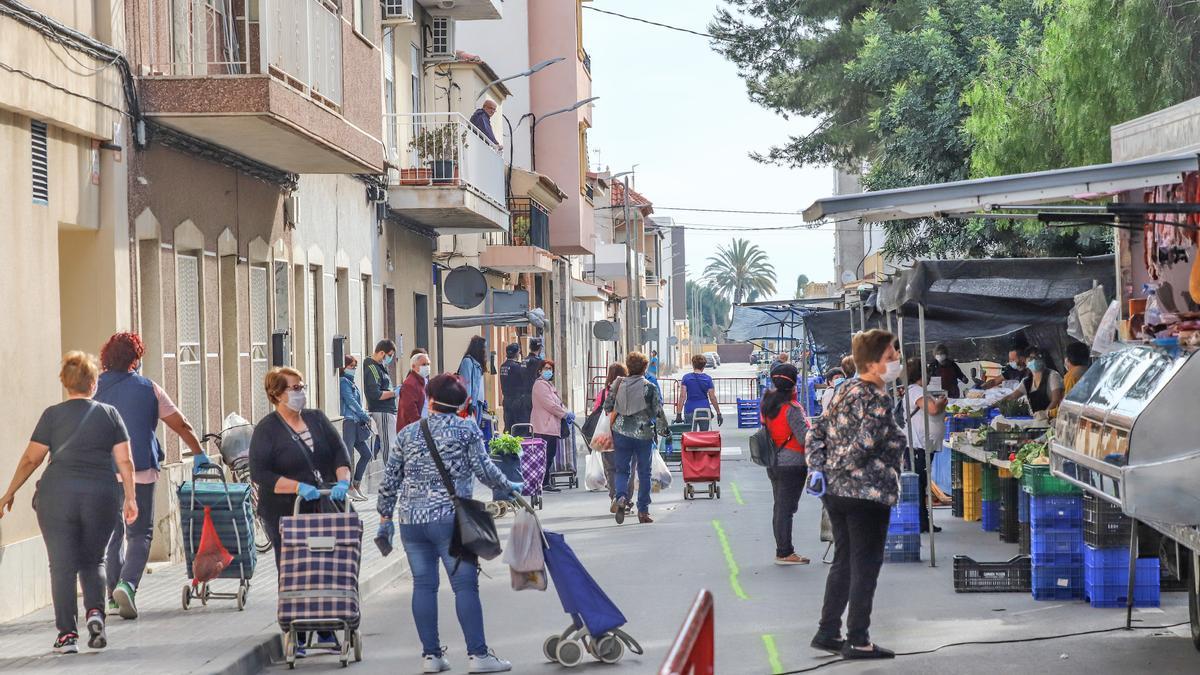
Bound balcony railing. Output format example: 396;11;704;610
385;112;507;210
508;197;551;249
146;0;343;107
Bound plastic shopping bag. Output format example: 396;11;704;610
502;508;547;591
651;450;672;490
192;506;234;582
591;412;614;451
584;452;607;492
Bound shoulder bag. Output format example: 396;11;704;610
33;403;98;510
420;419;502;562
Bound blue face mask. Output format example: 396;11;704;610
345;368;356;379
542;370;554;380
383;354;394;366
1028;360;1044;373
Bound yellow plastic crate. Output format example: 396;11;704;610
962;489;982;522
998;468;1013;479
962;463;983;492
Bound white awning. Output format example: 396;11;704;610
803;154;1200;223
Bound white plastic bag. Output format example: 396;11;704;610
502;509;547;591
651;450;672;490
584;452;607;491
591;412;614;451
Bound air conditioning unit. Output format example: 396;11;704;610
428;15;455;59
381;0;415;24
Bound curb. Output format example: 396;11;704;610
209;550;410;675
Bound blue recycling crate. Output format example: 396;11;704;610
1031;526;1083;568
1032;565;1084;600
981;499;1001;532
1018;490;1030;524
1030;495;1083;530
899;472;920;503
944;415;987;439
889;501;920;535
884;533;921;563
736;398;761;428
1083;552;1160;608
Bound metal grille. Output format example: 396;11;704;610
250;265;270;418
350;277;364;361
31;120;48;204
324;272;337;384
177;254;204;434
508;197;550;249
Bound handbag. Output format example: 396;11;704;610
34;404;97;510
420;419;503;562
749;418;792;469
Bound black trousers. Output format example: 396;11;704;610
818;493;891;647
905;448;932;532
106;481;156;592
535;433;558;486
38;480;120;635
766;465;808;558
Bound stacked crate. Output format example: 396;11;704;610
1017;489;1031;555
961;459;983;522
980;465;1002;532
885;473;921;563
1080;494;1159;608
944;415;987;440
736;398;760;428
951;452;964;518
1029;494;1084;600
998;476;1021;543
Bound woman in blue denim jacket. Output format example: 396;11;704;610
457;336;489;424
375;374;520;674
339;356;373;501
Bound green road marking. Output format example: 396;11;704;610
730;481;745;505
761;634;784;675
712;519;749;600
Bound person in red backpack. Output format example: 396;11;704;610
760;362;811;566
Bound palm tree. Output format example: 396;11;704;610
703;238;777;304
795;273;810;299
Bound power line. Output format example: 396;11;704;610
599;204;803;215
583;5;733;42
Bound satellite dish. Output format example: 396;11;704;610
444;266;487;309
592;320;618;341
840;270;856;285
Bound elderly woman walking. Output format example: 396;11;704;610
806;329;906;660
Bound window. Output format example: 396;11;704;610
31;120;48;205
272;260;291;364
413;292;429;351
362;275;373;356
250;265;270;418
578;124;589;196
308;267;322;406
383;30;397;160
355;0;368;35
177;254;204;435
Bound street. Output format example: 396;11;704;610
269;366;1197;675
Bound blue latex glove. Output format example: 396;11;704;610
296;482;321;502
377;520;395;545
806;471;826;498
508;480;524;497
192;453;213;471
564;412;576;425
330;480;350;502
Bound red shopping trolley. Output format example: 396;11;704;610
680;431;721;500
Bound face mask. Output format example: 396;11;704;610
832;378;844;387
345;368;356;378
882;359;903;383
286;389;307;412
542;370;554;380
383;354;394;366
418;364;431;379
935;354;946;363
1028;359;1044;373
1009;361;1020;370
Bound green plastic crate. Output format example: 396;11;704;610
1021;465;1081;497
981;465;1003;501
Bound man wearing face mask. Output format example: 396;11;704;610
363;340;400;463
927;344;969;399
397;353;431;432
498;344;530;431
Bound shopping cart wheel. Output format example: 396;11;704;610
595;634;624;664
181;584;191;610
284;631;297;669
556;639;584;668
543;635;561;663
684;484;694;500
236;584;247;611
486;502;502;517
353;630;363;662
708;483;715;499
716;484;721;499
200;582;210;606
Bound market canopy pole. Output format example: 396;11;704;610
920;302;936;567
898;316;915;471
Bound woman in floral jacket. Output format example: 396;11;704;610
805;329;906;661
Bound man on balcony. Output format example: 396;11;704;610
470;99;502;150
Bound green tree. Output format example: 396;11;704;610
703;238;778;305
795;274;810;299
686;280;732;341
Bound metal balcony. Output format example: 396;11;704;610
415;0;502;20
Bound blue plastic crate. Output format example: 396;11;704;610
899;472;920;501
890;500;919;523
1031;565;1084;600
945;415;987;438
1085;582;1160;608
1032;551;1083;568
1083;551;1160;608
885;548;921;563
1030;496;1083;529
981;500;1001;532
885;533;920;553
1031;527;1083;565
1018;490;1030;524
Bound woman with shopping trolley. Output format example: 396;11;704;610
249;366;352;656
673;354;722;430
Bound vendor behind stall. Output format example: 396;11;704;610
1062;342;1091;398
928;344;969;398
1006;347;1063;416
985;348;1030;389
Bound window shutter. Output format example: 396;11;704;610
31;120;48;205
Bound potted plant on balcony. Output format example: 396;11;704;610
409;123;466;184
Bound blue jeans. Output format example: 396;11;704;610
613;432;654;513
399;521;488;657
342;419;373;483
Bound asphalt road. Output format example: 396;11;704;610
270;361;1198;675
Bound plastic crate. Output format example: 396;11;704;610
889;501;920;535
946;415;987;435
1022;465;1081;497
1030;496;1083;530
1019;522;1031;555
962;462;983;493
899;472;920;502
952;487;964;518
1031;527;1083;567
1083;493;1132;548
999;501;1021;543
1083;550;1160;608
981;465;1003;501
1018;490;1030;524
985;429;1046;460
1032;565;1084;600
981;500;1001;532
953;555;1032;593
963;489;982;522
951;452;963;489
884;533;921;563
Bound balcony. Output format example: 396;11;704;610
479;197;554;273
139;0;381;173
643;278;663;308
415;0;502;20
385;113;508;233
591;242;627;282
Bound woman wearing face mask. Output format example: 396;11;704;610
249;367;352;656
1011;347;1063;416
339;356;374;502
457;336;490;424
806;329;907;660
928;344;969;399
819;368;846;413
531;360;572;493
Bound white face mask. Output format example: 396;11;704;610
935;354;946;363
418;364;431;379
286;388;307;412
882;359;903;383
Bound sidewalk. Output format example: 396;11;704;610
0;495;405;674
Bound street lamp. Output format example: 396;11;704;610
522;96;600;171
608;169;641;352
475;57;567;103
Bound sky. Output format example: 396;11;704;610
584;0;837;299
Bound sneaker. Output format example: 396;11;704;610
311;632;341;652
85;610;107;649
775;553;811;566
613;497;627;524
107;598;119;612
841;643;895;660
809;634;844;654
423;653;452;673
53;632;78;654
349;486;368;502
468;651;512;673
113;581;138;620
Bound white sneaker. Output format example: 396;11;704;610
423;654;451;673
468;652;512;673
349;486;368;502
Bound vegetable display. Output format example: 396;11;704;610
1009;429;1053;478
489;433;523;456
